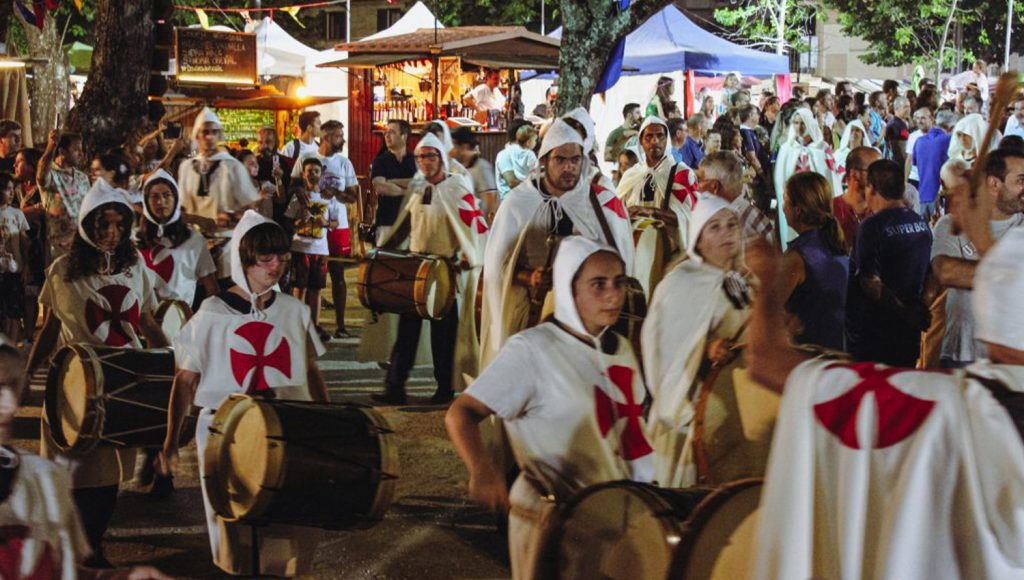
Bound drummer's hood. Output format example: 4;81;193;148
553;235;621;342
77;177;133;249
415;133;449;175
192;107;223;141
230;210;279;314
427;120;454;154
141;168;181;236
563;107;597;155
636;115;670;166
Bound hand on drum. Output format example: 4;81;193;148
529;267;552;291
468;466;510;513
707;338;737;367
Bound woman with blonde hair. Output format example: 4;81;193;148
779;172;849;350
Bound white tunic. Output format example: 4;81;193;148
138;232;216;305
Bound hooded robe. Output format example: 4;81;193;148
774;108;842;249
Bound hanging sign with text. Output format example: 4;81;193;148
175;28;257;86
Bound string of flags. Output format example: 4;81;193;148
12;0;71;31
176;0;346;30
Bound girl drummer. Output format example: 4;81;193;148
136;169;218;310
0;336;171;579
160;210;328;577
642;193;755;488
446;235;655;580
25;178;168;568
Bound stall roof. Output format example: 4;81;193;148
160;85;345;110
319;26;560;70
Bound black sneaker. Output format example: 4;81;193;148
148;474;174;500
333;328;352;339
429;392;454;405
370;391;407;405
316;326;332;343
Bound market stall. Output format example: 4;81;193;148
319;25;561;181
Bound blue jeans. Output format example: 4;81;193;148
920;201;938;222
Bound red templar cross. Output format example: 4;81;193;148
814;362;937;450
0;524;56;580
594;365;653;460
458;193;488;234
140;244;174;284
85;284;140;347
230;321;292;394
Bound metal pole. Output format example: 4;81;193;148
346;0;351;43
541;0;546;35
1006;0;1014;71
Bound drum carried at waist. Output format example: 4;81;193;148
204;395;399;530
539;479;763;580
631;217;673;298
357;248;456;320
154;299;193;343
45;344;195;454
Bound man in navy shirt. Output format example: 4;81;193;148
912;109;956;221
846;159;933;367
678;114;706;168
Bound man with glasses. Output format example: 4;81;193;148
178;108;261;283
373;134;486;405
912;109;956;222
906;108;933;188
697;150;774;245
833;146;882;253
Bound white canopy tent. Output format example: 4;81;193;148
246;17;319;78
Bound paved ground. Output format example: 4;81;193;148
12;269;510;579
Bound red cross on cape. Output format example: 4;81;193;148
594;365;653;460
230;321;293;395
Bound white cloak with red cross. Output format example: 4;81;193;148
40;255;158;349
0;454;90;580
173;292;325;410
377;169;489;392
754;359;1024;579
467;322;655;498
617;155;699;251
138;231;216;305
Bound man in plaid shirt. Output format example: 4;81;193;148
697;151;776;245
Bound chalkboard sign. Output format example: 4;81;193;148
216;108;275;143
175;28;257;86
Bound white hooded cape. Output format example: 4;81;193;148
774;108;842;249
754;359;1024;579
948;113;998;164
833;119;877;182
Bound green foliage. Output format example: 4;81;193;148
713;0;821;54
431;0;558;30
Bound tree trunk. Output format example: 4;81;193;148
67;0;155;159
15;11;70;147
555;0;669;114
774;0;788;55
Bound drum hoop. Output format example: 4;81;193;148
356;259;373;310
45;344;104;454
413;258;455;320
692;349;745;486
665;478;764;580
155;299;194;324
362;406;400;520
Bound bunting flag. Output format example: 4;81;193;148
72;0;82;12
13;0;44;30
195;8;209;29
594;0;631;94
283;6;305;28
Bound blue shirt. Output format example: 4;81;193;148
912;128;952;204
678;136;704;169
846;206;933;365
786;229;849;351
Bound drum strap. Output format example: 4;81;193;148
967;373;1024;446
661;165;677;211
589;189;619;253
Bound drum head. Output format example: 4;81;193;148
695;354;779;484
156;300;192;343
55;350;91;449
550;483;706;580
671;480;763;579
418;259;454;319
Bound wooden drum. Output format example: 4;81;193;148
357;248;456;320
631;216;671;298
204;395;399;530
45;344;193;453
154;299;193;343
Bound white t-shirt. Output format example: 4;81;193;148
285;191;342;256
279;138;319;160
0;205;29;266
138;231;217;305
464;83;506;112
174;292;326;409
906;129;924;181
40;255;159;348
0;453;91;580
931;212;1024;363
291;152;356;230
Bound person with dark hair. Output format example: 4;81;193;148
452;126;499;220
531;84;558;119
279;110;321;161
833;146;882;252
845;158;932;367
371;118;417;245
463;69;506;123
678;115;706;168
160;211;328;576
1000;134;1024;151
37;129;89;262
495;123;538;198
90;152;132;193
26;179;168;568
0;173;28;344
867;91;888;155
779;172;849;350
604;103;642;163
0;119;21;173
13;147;43;343
667;116;687;163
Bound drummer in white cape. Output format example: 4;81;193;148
371;133;487;405
642;193;754;488
480;118;633;369
160;210;328;577
616;115;699;253
0;337;172;580
745;171;1024;578
177;107;260;280
135;169;218;310
447;235;655;580
25;179;168;568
